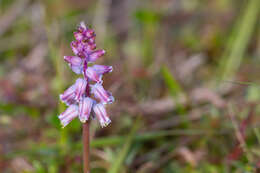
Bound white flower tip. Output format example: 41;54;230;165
101;119;111;128
109;66;113;73
80;21;87;29
79;118;87;123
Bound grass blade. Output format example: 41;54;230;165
108;117;141;173
217;0;260;83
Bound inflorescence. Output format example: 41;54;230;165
58;22;114;128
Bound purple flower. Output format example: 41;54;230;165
93;103;111;127
64;56;83;74
79;97;94;123
58;21;114;128
92;65;113;74
74;78;87;101
88;50;106;62
59;104;79;127
60;84;76;105
84;67;103;83
91;83;114;104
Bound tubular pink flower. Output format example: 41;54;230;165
74;78;87;101
91;83;114;104
60;85;76;105
64;56;83;74
79;97;94;123
58;104;79;127
64;56;82;66
85;67;102;83
88;50;105;62
93;103;111;127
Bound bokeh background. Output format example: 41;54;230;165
0;0;260;172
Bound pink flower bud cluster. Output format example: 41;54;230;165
58;22;114;128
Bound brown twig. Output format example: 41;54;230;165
83;121;90;173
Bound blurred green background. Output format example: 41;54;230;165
0;0;260;172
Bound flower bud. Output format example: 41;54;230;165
71;41;84;56
87;37;95;44
93;103;111;127
91;83;114;104
74;31;84;41
58;104;78;127
84;43;96;54
85;29;95;38
79;97;93;123
79;21;87;30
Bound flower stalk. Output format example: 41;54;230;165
83;121;90;173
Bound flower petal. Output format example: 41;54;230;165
60;85;76;105
79;97;93;123
71;65;82;74
93;103;111;127
74;78;87;102
64;56;82;66
88;50;105;62
58;104;78;127
85;67;102;83
91;83;114;104
64;56;83;74
92;65;113;74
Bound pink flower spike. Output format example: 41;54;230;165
74;78;87;102
93;103;111;127
92;65;113;74
60;85;76;105
88;50;105;62
79;97;93;123
85;67;102;83
58;104;78;127
58;22;114;128
91;83;114;104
